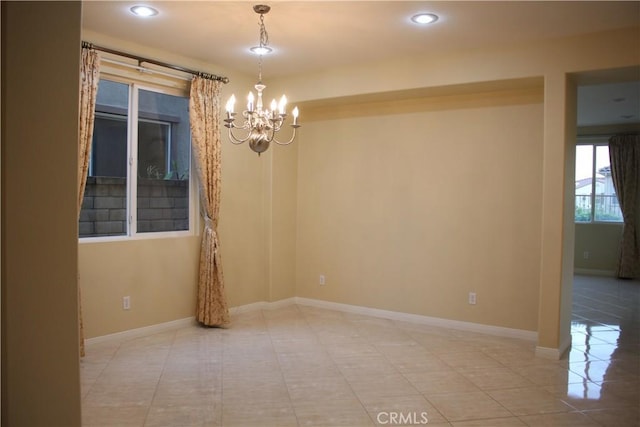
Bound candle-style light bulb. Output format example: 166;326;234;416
278;95;287;114
226;94;236;113
247;92;255;112
292;106;299;125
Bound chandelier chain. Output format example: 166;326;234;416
257;13;269;83
259;14;269;50
223;4;300;155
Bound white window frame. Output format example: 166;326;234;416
575;139;623;224
80;78;198;243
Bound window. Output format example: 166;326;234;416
575;141;622;223
79;79;193;238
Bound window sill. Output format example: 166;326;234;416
79;229;197;244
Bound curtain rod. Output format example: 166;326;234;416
82;41;229;84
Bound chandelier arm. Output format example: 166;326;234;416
227;127;254;145
269;117;284;132
272;126;299;146
260;127;277;144
228;121;252;131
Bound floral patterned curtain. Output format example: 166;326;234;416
189;76;230;326
78;47;100;356
609;134;640;279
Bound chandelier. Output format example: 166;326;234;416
224;4;300;155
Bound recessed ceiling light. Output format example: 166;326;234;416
130;5;159;17
411;13;439;25
250;46;273;55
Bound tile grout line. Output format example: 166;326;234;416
266;305;303;427
300;306;378;426
141;329;179;427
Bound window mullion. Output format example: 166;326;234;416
129;84;139;236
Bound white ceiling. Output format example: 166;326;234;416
82;1;640;126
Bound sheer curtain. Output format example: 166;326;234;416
609;134;640;279
189;76;230;326
78;47;100;356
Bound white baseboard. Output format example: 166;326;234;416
265;297;297;310
85;316;196;346
294;297;537;341
86;299;297;346
228;297;297;316
86;297;539;348
228;301;268;315
536;334;572;360
574;268;616;277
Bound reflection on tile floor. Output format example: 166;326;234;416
81;275;639;426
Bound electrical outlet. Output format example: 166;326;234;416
583;251;590;259
468;292;477;305
319;274;326;285
123;296;131;310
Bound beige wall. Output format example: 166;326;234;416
574;223;623;273
273;26;638;353
270;27;640;105
265;144;299;302
78;32;270;338
1;2;82;425
296;88;544;331
79;137;271;338
80;237;200;338
0;7;635;426
559;77;578;353
572;122;637;277
79;23;639;358
79;134;271;339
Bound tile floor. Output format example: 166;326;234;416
81;275;639;426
